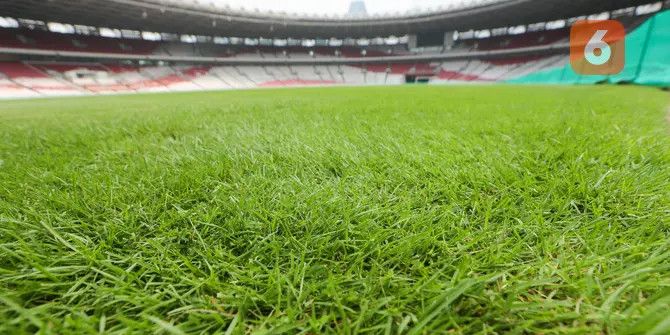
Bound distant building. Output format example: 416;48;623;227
347;0;368;17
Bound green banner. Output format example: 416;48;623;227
509;10;670;87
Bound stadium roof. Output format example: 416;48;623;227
0;0;660;38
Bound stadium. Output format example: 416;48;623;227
0;0;669;333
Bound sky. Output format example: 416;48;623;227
204;0;471;16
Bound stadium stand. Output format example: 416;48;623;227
0;1;667;98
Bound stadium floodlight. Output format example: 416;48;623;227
121;30;142;39
73;25;96;35
474;29;491;39
588;12;610;20
458;30;475;40
342;38;356;46
244;38;259;46
99;27;122;38
141;31;162;41
180;34;197;43
17;18;46;30
567;16;588;25
545;19;566;30
384;36;400;45
526;23;545;32
507;25;526;35
328;38;343;47
611;6;636;17
160;32;180;41
273;39;288;47
0;17;19;28
47;22;75;34
371;37;385;45
213;36;229;44
637;2;663;14
301;39;316;47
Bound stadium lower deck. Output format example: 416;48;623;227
0;26;573;98
0;56;566;98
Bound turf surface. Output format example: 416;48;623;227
0;86;669;334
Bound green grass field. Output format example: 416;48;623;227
1;86;669;334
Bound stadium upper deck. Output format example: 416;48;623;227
0;0;661;38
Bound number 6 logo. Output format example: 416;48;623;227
585;30;612;66
570;20;625;75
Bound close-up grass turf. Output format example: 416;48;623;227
0;85;669;334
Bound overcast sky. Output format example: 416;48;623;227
206;0;469;15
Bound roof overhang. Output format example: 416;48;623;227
0;0;660;38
